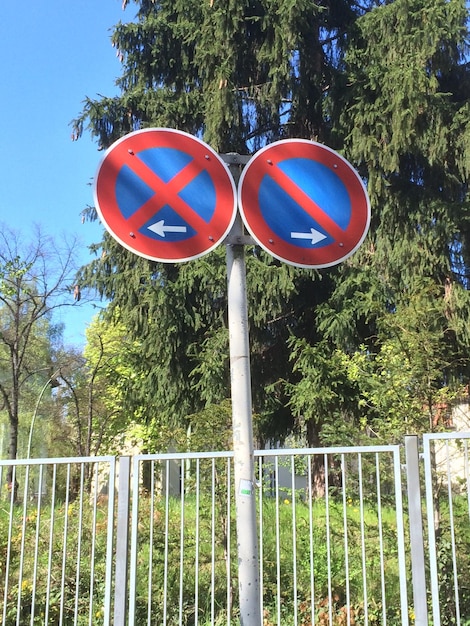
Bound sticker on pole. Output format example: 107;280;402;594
94;128;238;262
239;479;253;497
238;139;370;268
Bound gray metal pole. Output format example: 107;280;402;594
405;435;429;625
226;210;262;626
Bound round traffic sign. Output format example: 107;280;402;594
238;139;370;268
94;128;237;262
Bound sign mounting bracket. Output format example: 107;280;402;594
220;153;256;246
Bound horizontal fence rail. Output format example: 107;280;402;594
1;434;469;625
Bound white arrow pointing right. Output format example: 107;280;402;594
290;228;327;245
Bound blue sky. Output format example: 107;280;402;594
0;1;133;346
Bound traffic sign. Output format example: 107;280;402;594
94;128;237;262
238;139;370;268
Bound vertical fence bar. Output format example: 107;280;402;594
274;455;281;626
16;465;30;626
147;460;155;625
115;455;131;626
227;457;233;626
104;458;116;626
2;465;14;625
30;464;44;625
466;441;470;521
405;435;428;625
466;440;470;524
324;454;333;625
178;464;185;626
44;463;57;625
88;463;99;626
445;441;461;625
256;456;263;625
357;454;368;624
375;453;386;625
340;454;351;626
163;458;171;624
290;455;298;626
423;435;441;626
307;455;315;626
59;463;71;625
194;458;200;626
211;458;216;625
392;446;409;625
74;463;85;625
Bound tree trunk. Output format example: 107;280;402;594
7;413;19;496
306;420;326;498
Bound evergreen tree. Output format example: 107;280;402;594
74;0;470;447
299;0;470;439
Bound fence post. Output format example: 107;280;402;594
405;435;428;625
114;456;131;626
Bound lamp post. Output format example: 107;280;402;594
27;368;62;459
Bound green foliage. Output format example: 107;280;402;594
289;278;468;445
286;337;363;446
82;314;140;452
339;0;470;287
79;237;325;443
342;0;469;178
73;0;366;152
0;257;34;298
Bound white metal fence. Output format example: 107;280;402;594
422;433;470;626
1;434;469;625
0;456;116;626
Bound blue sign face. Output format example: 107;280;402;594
115;147;217;242
94;129;237;263
238;139;370;269
258;158;352;248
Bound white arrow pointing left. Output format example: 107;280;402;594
290;228;327;245
148;220;187;238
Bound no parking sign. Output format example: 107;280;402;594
94;128;237;262
238;139;370;268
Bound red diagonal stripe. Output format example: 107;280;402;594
269;163;347;240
